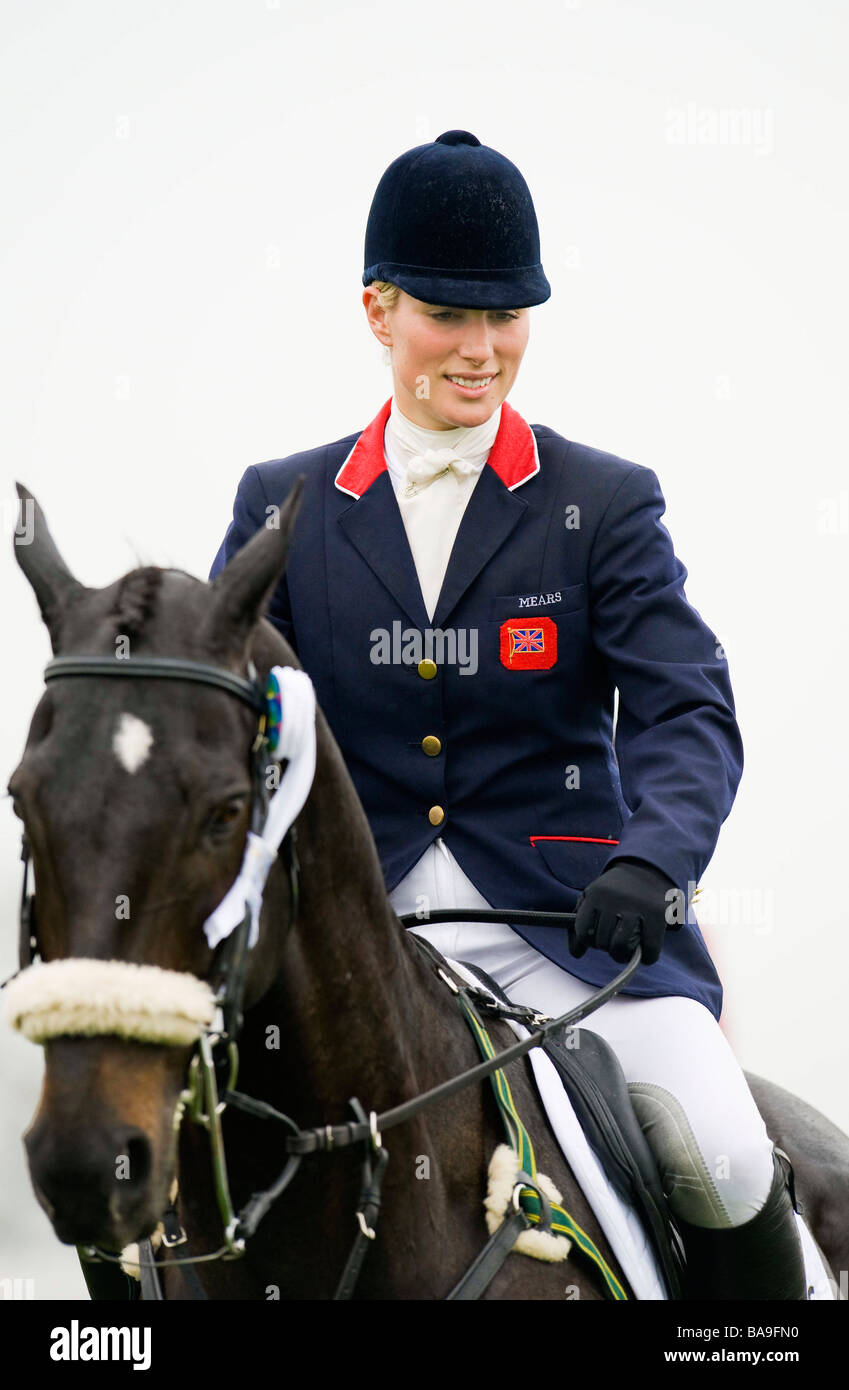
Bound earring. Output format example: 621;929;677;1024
382;345;392;367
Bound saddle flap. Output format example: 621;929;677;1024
456;956;684;1298
542;1024;683;1297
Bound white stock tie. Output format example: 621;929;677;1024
403;448;486;496
383;399;502;619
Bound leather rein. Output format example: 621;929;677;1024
4;652;641;1301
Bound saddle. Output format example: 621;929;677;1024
456;957;685;1299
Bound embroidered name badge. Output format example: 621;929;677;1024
499;617;557;670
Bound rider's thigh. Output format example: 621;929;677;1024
436;923;776;1229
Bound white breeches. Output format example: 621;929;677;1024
390;838;776;1230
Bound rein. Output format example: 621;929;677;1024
84;917;641;1299
3;650;641;1300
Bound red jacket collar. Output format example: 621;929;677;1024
334;396;540;498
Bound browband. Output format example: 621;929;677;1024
43;656;266;714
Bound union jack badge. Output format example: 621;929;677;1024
499;616;557;670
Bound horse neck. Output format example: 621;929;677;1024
243;622;437;1120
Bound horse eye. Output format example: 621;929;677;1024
206;797;248;835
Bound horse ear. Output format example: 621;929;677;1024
203;474;305;657
12;482;90;653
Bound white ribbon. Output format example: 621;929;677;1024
202;665;317;950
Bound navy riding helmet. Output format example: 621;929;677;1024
362;129;551;310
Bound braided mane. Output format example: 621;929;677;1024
109;567;163;639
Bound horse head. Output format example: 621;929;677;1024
5;478;304;1252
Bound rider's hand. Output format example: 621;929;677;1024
568;857;685;966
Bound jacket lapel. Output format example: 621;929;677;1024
430;399;540;627
336;468;432;628
430;463;529;628
334;395;539;630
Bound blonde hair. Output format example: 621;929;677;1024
370;279;401;310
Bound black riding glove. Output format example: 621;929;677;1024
568;857;684;966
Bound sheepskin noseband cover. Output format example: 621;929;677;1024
3;958;217;1046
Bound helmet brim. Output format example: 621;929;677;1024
363;263;551;311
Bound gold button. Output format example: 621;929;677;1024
421;735;442;756
417;658;438;679
428;805;445;826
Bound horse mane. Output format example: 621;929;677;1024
108;567;164;639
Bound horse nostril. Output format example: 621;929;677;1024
123;1132;152;1188
26;1123;159;1246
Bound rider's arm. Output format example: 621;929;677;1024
208;465;298;654
587;462;743;903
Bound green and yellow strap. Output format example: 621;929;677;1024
458;993;628;1300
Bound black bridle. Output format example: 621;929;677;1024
14;653;298;1043
7;650;642;1300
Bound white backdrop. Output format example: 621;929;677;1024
1;0;846;1298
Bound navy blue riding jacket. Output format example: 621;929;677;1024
209;396;743;1020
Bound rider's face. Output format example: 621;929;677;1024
363;288;530;430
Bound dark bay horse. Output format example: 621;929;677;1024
6;481;848;1300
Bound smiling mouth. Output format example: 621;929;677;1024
445;374;496;392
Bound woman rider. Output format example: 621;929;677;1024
209;129;808;1300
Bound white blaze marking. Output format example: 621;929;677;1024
113;712;154;773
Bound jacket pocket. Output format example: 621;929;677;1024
530;832;620;893
489;582;586;623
